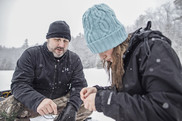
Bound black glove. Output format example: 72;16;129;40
54;103;77;121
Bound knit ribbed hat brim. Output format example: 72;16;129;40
87;26;127;53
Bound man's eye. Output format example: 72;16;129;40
63;40;69;43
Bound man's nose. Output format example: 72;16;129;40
58;40;64;47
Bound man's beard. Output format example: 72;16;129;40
53;47;65;58
53;52;63;58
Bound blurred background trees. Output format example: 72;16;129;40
0;1;181;70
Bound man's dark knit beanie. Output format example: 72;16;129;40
46;20;71;41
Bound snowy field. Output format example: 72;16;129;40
0;69;114;121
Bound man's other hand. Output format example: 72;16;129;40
37;98;57;115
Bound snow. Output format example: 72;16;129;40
0;68;114;121
0;70;13;91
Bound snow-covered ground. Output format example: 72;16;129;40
0;68;114;121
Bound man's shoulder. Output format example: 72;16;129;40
67;50;83;68
67;50;82;64
25;45;42;53
67;50;80;58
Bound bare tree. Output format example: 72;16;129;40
70;33;97;68
126;2;182;62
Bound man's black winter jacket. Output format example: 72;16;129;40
11;42;87;111
95;31;182;121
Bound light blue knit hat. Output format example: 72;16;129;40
82;3;128;54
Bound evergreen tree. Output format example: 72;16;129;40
21;39;29;49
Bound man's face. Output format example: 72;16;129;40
47;37;69;58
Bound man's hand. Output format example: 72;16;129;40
37;98;57;115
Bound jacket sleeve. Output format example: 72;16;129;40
95;40;182;121
11;49;46;112
69;56;87;111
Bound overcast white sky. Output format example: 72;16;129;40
0;0;173;47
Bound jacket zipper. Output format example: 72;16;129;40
50;59;59;98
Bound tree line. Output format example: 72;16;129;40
0;1;181;70
0;39;29;70
127;1;182;62
0;36;100;70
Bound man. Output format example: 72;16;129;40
1;20;91;121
